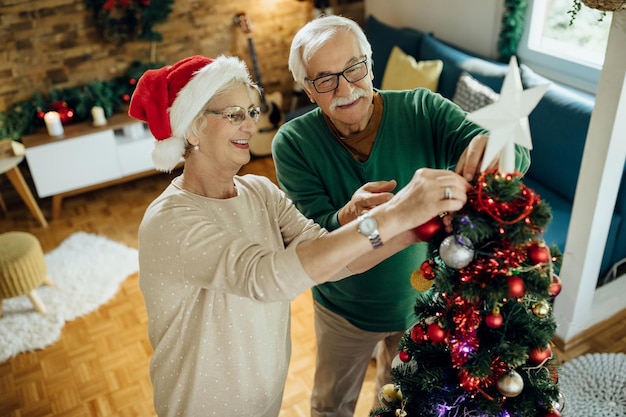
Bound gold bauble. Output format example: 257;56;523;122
532;299;551;318
410;269;434;291
379;383;403;407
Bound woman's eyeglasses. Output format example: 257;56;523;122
205;106;261;125
305;58;368;94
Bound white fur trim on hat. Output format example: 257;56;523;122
170;56;251;149
152;135;186;173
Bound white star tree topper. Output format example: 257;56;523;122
466;56;549;174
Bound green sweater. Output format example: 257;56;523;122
272;89;530;332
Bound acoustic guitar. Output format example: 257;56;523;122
234;12;284;157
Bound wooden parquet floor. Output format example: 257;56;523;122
0;156;624;417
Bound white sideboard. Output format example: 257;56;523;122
22;113;168;219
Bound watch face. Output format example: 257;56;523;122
359;216;377;235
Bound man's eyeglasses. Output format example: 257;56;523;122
305;59;368;94
205;106;261;125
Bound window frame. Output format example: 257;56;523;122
517;0;604;94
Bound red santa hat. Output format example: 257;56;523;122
128;55;252;172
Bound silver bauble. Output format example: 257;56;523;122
497;370;524;397
439;235;475;269
553;392;566;412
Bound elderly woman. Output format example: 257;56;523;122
128;55;470;417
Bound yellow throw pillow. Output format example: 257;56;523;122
381;46;443;92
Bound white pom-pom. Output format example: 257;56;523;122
152;137;185;172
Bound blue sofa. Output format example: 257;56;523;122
359;15;626;280
286;16;626;281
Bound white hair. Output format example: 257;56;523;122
288;15;373;89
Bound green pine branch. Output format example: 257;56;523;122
0;61;164;141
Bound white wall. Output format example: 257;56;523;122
553;11;626;343
364;0;504;58
364;0;626;345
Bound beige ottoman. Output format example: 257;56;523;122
0;231;53;317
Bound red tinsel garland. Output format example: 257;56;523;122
446;296;484;391
449;294;509;395
475;169;538;225
458;243;525;284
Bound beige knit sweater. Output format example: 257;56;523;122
138;174;334;417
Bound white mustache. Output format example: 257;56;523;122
330;88;368;110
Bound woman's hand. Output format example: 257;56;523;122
296;169;471;283
389;168;471;231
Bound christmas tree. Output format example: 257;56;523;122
370;58;565;417
371;169;564;417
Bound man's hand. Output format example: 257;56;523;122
455;134;497;181
337;180;397;225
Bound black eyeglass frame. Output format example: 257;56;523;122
205;106;261;125
305;58;369;94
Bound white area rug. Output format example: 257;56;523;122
559;352;626;417
0;232;139;362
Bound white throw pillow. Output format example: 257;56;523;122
452;72;500;112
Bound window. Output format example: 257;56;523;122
518;0;611;94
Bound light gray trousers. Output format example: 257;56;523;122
310;301;404;417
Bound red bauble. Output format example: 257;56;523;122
419;260;435;280
411;325;425;343
398;350;411;362
57;107;75;124
548;274;562;298
122;93;131;102
50;101;66;111
427;322;446;344
528;241;550;264
507;276;525;298
528;344;553;365
50;101;75;124
485;311;503;329
414;216;444;242
543;410;562;417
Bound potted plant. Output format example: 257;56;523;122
570;0;626;22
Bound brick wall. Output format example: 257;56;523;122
0;0;364;113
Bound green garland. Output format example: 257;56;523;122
497;0;528;62
84;0;174;45
0;61;163;141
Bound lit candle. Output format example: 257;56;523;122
44;111;64;137
91;106;107;126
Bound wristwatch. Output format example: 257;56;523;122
357;212;383;249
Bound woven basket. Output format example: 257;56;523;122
582;0;626;11
558;352;626;417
